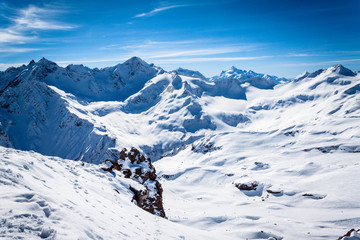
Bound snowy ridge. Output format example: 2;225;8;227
0;57;360;239
0;69;115;163
210;66;289;88
40;56;164;101
172;67;207;80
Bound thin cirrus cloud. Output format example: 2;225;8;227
149;56;270;64
139;47;258;59
134;5;185;18
282;58;360;67
0;4;76;53
133;0;230;18
0;62;27;69
56;55;269;67
9;5;76;31
100;40;261;59
288;53;314;57
0;47;42;53
0;31;35;43
100;39;212;50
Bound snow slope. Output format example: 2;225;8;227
0;147;220;240
152;64;360;239
0;57;360;239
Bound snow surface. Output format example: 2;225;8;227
0;147;218;239
0;58;360;239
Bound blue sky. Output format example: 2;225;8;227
0;0;359;77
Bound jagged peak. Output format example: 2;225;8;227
221;67;259;77
230;66;238;71
113;56;165;76
173;67;207;80
294;71;310;81
228;66;246;74
328;64;356;76
123;56;148;66
307;69;325;78
37;57;58;67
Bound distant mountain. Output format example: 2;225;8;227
0;57;358;162
29;56;163;101
209;66;289;89
172;67;207;80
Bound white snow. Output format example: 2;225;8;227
0;58;359;239
0;147;220;239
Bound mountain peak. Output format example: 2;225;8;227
37;57;58;67
209;67;286;89
230;66;238;71
173;68;207;80
328;64;356;76
123;56;147;66
294;71;310;81
228;66;247;74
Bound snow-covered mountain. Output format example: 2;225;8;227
0;57;359;240
209;66;288;89
33;56;164;101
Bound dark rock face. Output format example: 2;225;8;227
337;229;360;240
332;64;356;77
266;189;282;194
102;147;166;217
129;181;164;218
235;182;258;191
191;142;222;153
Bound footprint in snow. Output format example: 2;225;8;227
15;193;53;218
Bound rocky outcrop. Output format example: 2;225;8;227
102;147;166;217
338;229;360;240
191;142;222;153
235;182;258;191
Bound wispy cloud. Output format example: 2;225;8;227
288;53;314;57
0;62;27;70
56;55;269;67
150;56;270;63
336;50;360;55
100;39;261;59
282;58;360;67
287;50;360;58
57;58;128;65
0;31;35;43
100;39;209;50
142;47;257;58
0;4;76;52
9;5;76;31
134;5;185;18
96;38;266;67
0;47;42;53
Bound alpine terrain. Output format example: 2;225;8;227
0;57;359;240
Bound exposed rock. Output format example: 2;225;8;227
191;142;222;153
338;229;360;240
302;193;326;199
235;182;258;191
284;130;299;136
266;189;282;195
304;145;339;153
101;147;165;217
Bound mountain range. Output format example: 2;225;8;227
0;57;359;240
